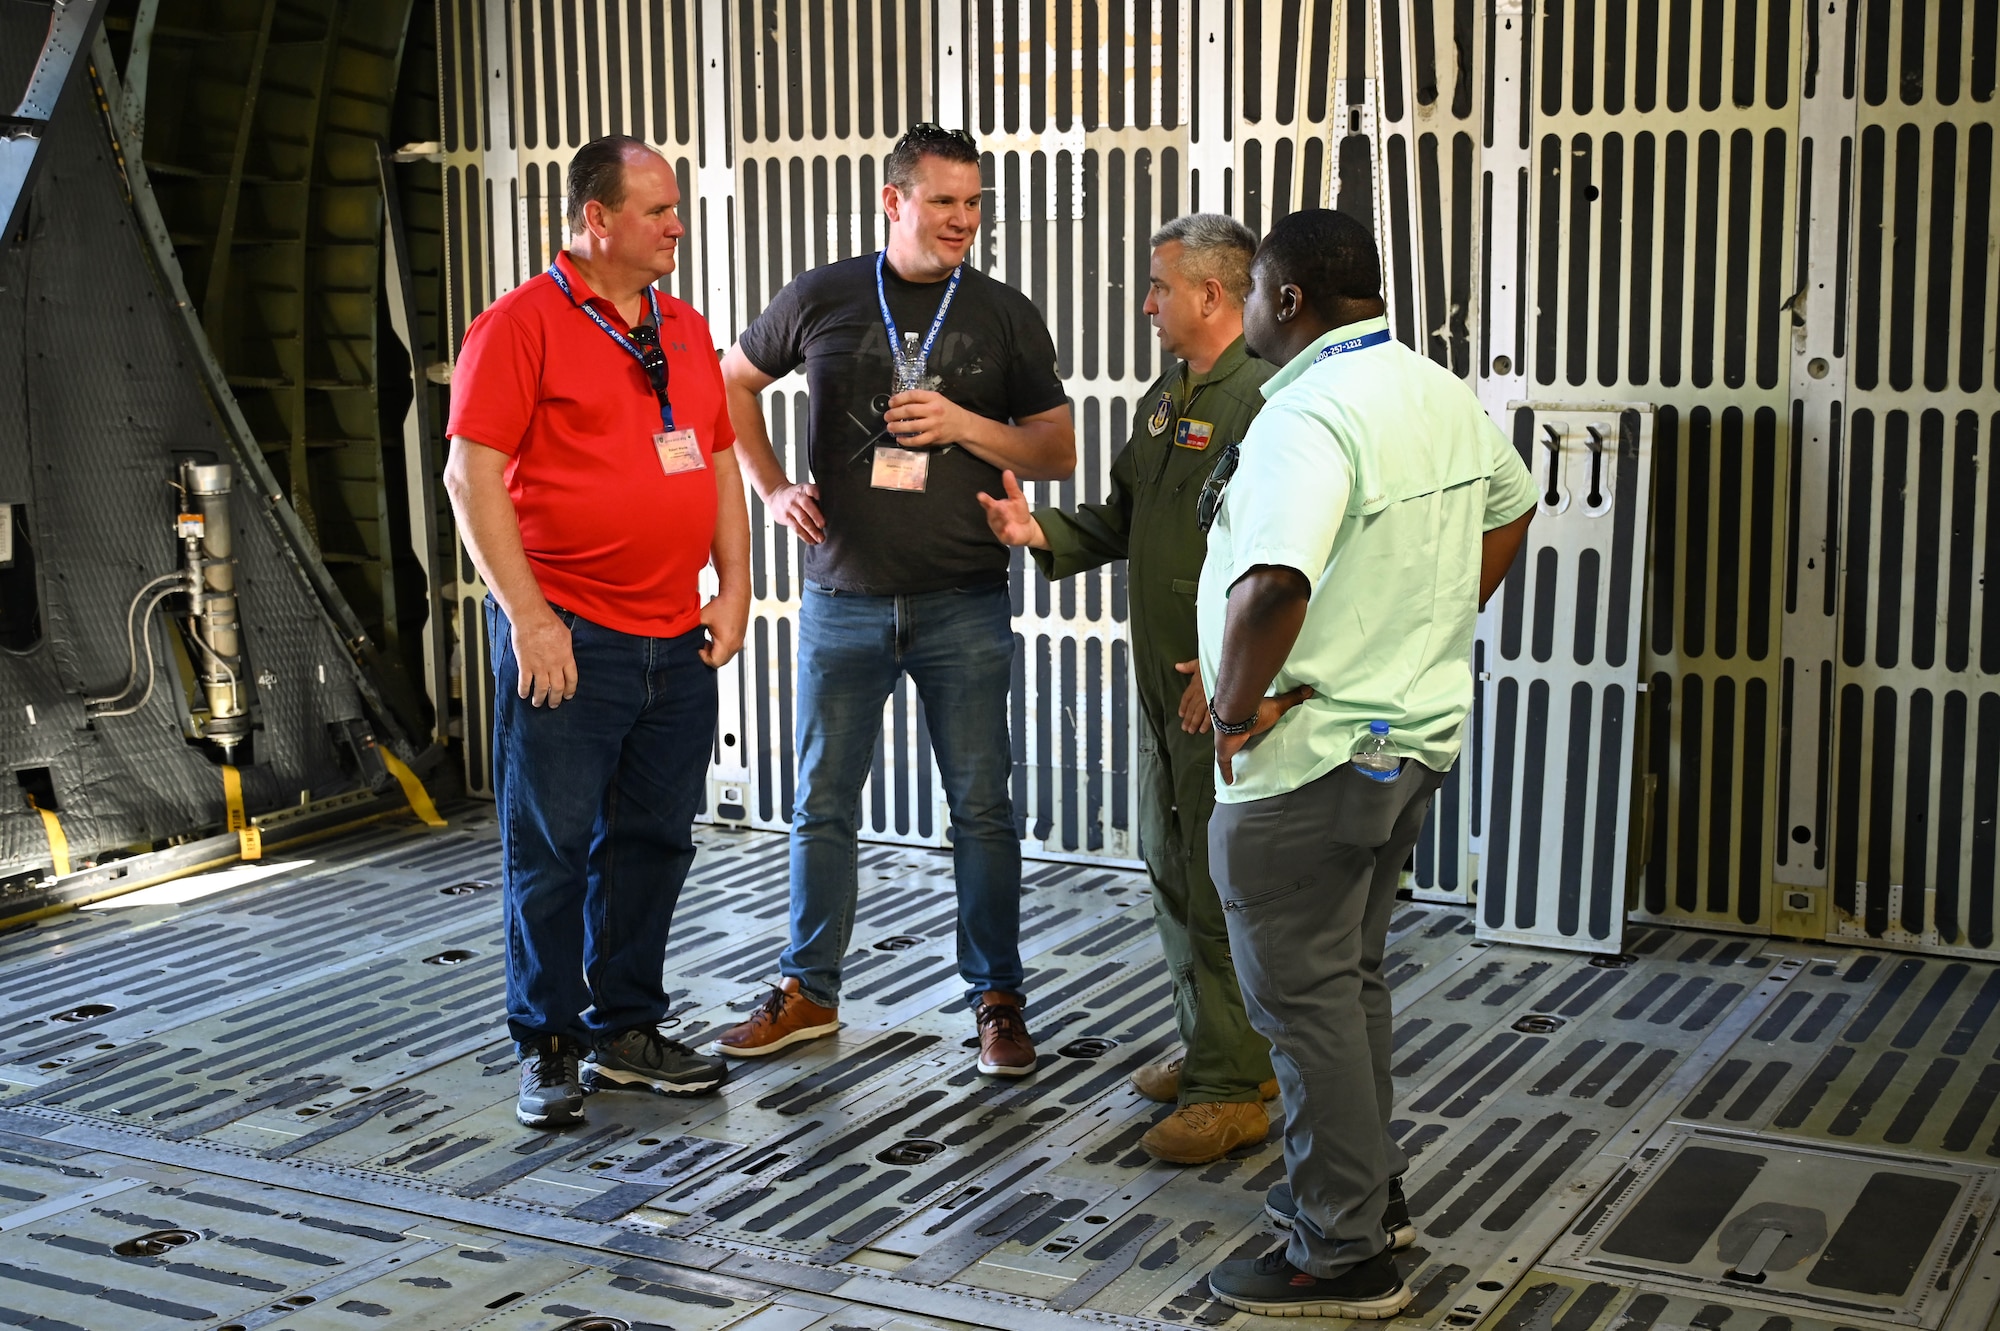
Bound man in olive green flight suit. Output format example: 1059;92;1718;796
980;214;1276;1165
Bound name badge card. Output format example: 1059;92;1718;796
654;429;706;475
871;445;930;492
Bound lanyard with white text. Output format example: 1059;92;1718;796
1310;327;1395;364
876;251;963;374
548;262;675;431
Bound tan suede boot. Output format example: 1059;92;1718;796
1130;1056;1184;1102
1131;1056;1279;1104
1140;1100;1271;1164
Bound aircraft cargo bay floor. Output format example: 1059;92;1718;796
0;815;1993;1331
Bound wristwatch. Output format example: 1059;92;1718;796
1208;698;1257;736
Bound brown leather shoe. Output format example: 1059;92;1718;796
1140;1100;1271;1164
709;977;839;1057
1131;1056;1279;1104
975;992;1036;1077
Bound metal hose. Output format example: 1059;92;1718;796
89;583;180;718
85;572;182;707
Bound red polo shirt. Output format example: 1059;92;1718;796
446;252;734;638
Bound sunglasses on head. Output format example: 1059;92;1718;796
898;122;977;150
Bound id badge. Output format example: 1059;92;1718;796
653;429;706;475
870;445;930;492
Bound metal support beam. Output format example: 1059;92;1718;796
0;0;107;240
1773;0;1858;905
197;0;277;358
114;0;159;155
380;145;451;747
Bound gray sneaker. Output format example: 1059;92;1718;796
1266;1178;1417;1250
583;1025;727;1097
517;1036;585;1129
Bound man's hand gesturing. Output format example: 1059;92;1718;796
977;470;1049;550
768;480;826;545
514;609;578;708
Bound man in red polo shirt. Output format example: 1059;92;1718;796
444;135;748;1129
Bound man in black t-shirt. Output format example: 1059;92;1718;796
713;125;1074;1077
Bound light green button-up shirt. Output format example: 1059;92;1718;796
1196;316;1540;804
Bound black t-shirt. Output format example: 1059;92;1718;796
736;254;1068;594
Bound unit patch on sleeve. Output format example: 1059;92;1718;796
1174;419;1215;450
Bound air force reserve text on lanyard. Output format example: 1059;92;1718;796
870;250;963;493
548;262;706;477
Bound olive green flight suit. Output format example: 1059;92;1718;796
1031;337;1276;1106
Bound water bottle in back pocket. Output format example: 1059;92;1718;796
1352;720;1403;782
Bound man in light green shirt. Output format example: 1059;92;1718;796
1197;210;1537;1320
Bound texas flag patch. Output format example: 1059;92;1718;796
1175;419;1215;450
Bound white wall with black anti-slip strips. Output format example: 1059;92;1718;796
428;0;2000;958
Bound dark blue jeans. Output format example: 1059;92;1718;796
489;597;715;1048
782;582;1022;1010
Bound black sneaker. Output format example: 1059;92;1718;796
1207;1247;1411;1319
517;1035;585;1129
1265;1177;1417;1250
583;1025;728;1097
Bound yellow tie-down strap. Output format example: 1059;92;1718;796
380;748;447;828
221;764;260;860
28;799;69;878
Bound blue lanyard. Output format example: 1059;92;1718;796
547;260;675;431
1311;327;1394;364
1203;328;1394;531
876;251;963;375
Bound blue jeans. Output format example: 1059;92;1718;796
489;597;715;1048
783;581;1022;1010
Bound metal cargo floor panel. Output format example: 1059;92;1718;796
0;819;1991;1330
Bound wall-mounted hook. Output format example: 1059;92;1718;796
1584;425;1607;509
1540;423;1565;507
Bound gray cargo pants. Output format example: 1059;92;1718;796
1209;759;1445;1277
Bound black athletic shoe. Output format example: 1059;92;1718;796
1207;1247;1411;1319
583;1025;728;1097
1265;1177;1418;1250
516;1035;585;1129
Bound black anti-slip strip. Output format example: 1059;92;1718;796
1410;1034;1517;1114
776;1090;947;1181
1724;1060;1794;1122
740;1162;870;1232
1407;1117;1520;1217
780;1169;915;1242
896;1111;1065;1204
1426;1113;1570;1237
1773;1045;1856;1127
758;1032;939;1114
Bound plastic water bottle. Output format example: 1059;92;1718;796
1353;720;1403;782
892;331;926;394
